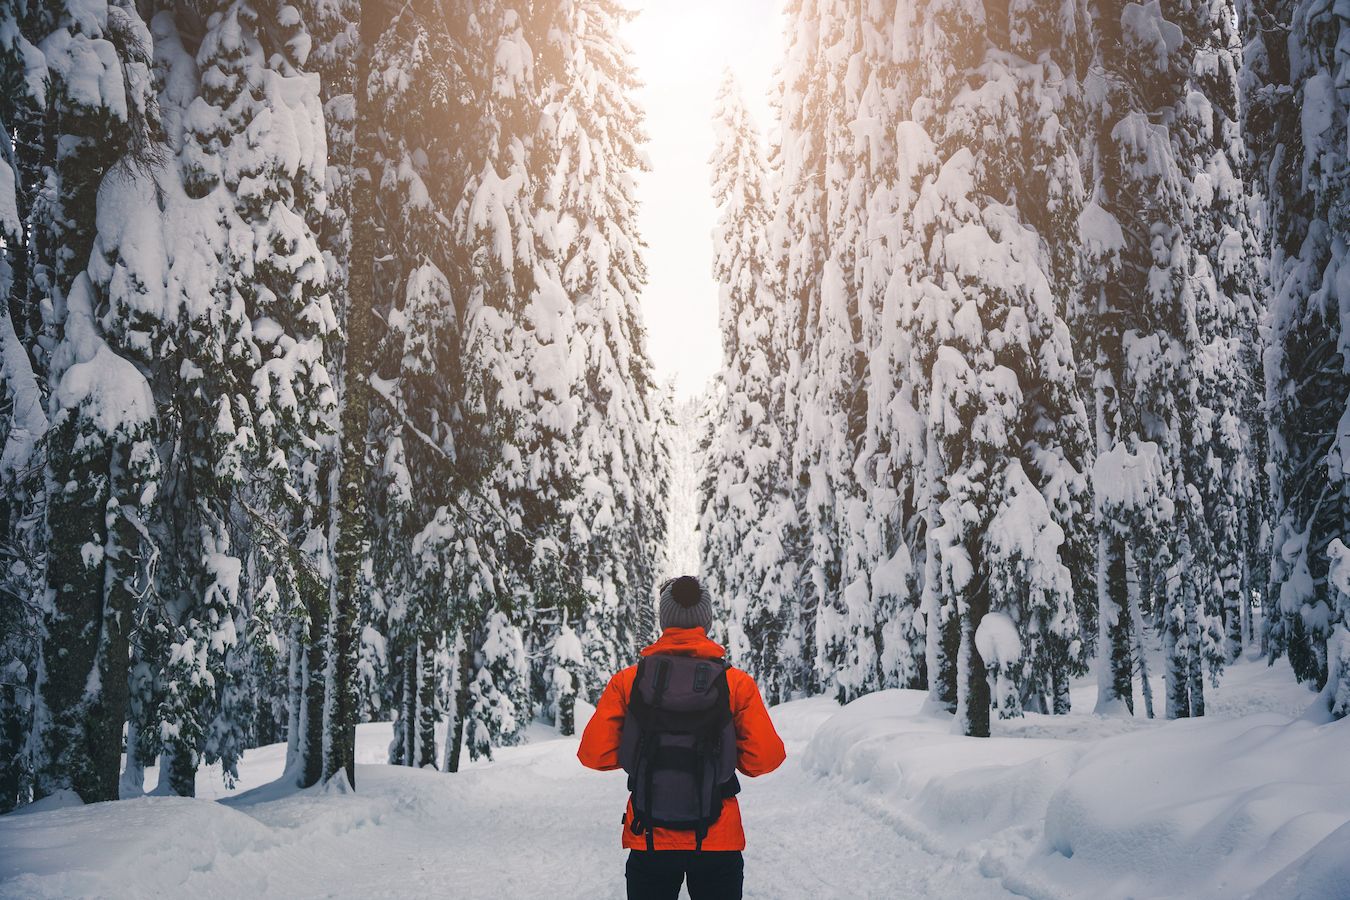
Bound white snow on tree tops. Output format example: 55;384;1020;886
0;157;19;241
53;276;155;433
38;11;141;123
1077;202;1125;264
974;611;1023;666
1092;442;1172;520
0;310;46;477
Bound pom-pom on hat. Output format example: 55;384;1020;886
659;575;713;632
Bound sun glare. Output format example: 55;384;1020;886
626;0;780;399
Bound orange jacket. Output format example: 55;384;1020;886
577;627;786;851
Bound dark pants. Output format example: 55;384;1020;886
625;850;744;900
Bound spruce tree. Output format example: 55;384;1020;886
857;9;929;696
1082;0;1194;717
900;0;1092;735
364;0;463;769
534;0;663;696
771;0;832;698
703;71;796;703
0;5;48;812
1243;0;1349;717
448;0;575;755
1172;0;1265;685
302;0;366;790
19;0;162;804
79;1;339;794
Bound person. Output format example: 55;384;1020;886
578;575;786;900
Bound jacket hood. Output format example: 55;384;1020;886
640;626;725;659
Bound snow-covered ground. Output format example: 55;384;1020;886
2;655;1346;899
804;654;1350;900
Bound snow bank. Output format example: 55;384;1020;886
0;795;276;898
804;665;1350;899
1;717;627;900
1251;820;1350;900
802;690;1076;852
1028;714;1350;899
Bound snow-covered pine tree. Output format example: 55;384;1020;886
448;0;575;756
532;0;664;699
299;0;369;789
1242;0;1349;717
465;609;530;760
1171;0;1265;676
771;0;832;698
1082;0;1191;717
1086;0;1257;719
901;0;1092;735
547;623;584;735
0;11;50;809
370;0;593;767
79;1;338;794
363;1;463;770
670;386;710;576
856;5;929;697
1005;0;1096;716
13;0;163;804
785;0;876;703
703;70;797;703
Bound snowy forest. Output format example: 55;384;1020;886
699;0;1350;740
0;0;1347;845
0;0;669;810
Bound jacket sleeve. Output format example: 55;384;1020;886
577;669;630;771
731;671;786;777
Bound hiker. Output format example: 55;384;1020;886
578;575;786;900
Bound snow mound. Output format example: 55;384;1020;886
0;796;276;899
1031;714;1350;899
805;676;1350;900
7;789;83;817
1251;820;1350;900
802;689;1074;852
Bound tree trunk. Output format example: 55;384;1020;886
446;640;473;773
415;629;438;769
324;4;380;791
1096;528;1134;713
165;744;197;797
300;589;328;787
1051;657;1071;715
1130;552;1156;719
1222;543;1244;663
959;538;991;738
401;648;417;766
285;625;304;772
37;429;134;803
1180;510;1204;717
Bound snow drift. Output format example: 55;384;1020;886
803;663;1350;900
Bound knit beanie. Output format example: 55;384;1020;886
659;575;713;632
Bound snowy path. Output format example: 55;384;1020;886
1;699;1016;899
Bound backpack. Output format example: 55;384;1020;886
617;653;741;850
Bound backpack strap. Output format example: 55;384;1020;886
642;729;659;851
629;657;651;715
651;656;672;707
692;754;706;851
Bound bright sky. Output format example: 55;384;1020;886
625;0;781;400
